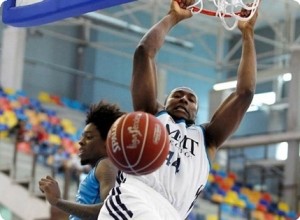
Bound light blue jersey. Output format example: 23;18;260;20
69;164;100;220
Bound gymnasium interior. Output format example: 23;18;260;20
0;0;300;219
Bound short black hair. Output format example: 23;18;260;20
85;100;125;140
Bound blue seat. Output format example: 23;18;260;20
0;124;8;131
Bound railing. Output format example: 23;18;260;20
0;137;81;220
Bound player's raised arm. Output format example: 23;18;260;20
204;6;259;153
131;0;194;114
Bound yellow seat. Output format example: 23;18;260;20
223;190;239;206
60;118;73;127
211;193;224;203
227;190;239;199
235;199;246;208
0;115;6;124
248;191;261;204
2;111;17;128
6;116;18;128
3;87;15;95
274;215;287;220
206;214;218;220
64;125;77;135
212;163;221;171
278;201;289;212
208;173;215;182
3;110;15;118
0;131;9;138
48;134;62;145
38;91;52;103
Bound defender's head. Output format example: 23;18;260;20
78;101;125;167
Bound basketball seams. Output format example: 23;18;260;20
131;122;169;173
121;113;148;175
107;114;141;172
107;115;134;170
120;114;136;171
122;113;139;175
107;115;129;169
122;112;141;175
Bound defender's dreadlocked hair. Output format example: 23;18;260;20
85;100;125;140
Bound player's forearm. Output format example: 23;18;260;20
138;12;180;57
236;29;257;95
55;199;102;219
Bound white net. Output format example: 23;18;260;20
187;0;260;31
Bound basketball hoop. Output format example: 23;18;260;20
187;0;260;31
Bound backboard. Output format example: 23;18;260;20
2;0;137;27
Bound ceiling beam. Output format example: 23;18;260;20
223;131;300;148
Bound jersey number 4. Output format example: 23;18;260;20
165;151;181;173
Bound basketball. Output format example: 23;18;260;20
106;111;170;175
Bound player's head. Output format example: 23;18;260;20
164;87;198;124
78;100;125;166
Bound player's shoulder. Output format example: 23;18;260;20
96;158;114;171
95;158;118;179
156;109;168;116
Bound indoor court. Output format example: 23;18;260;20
0;0;300;219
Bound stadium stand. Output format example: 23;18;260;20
0;87;299;220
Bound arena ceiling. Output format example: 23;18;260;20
5;0;300;81
83;0;300;80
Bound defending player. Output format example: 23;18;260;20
39;101;124;220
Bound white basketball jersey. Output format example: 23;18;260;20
123;110;210;219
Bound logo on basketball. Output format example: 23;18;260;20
106;111;170;175
110;119;122;153
127;113;142;149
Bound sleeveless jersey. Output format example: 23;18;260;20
69;165;100;220
122;110;210;219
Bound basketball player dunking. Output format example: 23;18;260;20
99;0;259;219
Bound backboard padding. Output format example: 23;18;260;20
2;0;137;27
